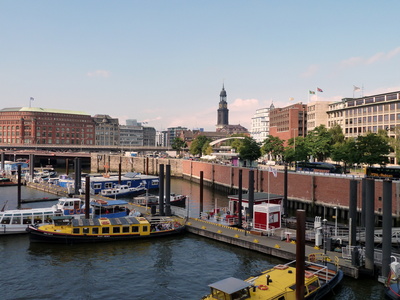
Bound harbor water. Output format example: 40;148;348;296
0;179;386;300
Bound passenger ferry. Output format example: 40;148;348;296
58;172;159;195
202;254;343;300
0;198;89;235
27;215;185;244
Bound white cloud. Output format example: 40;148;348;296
86;70;111;78
230;98;259;111
339;46;400;68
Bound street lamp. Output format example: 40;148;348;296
334;207;338;237
323;218;327;254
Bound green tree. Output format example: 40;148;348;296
356;132;391;166
237;136;261;162
171;137;187;157
260;135;284;160
189;135;212;157
305;125;332;162
284;136;308;164
331;138;358;173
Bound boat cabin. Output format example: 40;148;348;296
227;192;283;217
253;203;281;231
207;277;253;300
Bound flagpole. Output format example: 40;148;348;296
316;87;318;102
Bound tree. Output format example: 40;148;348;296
283;136;308;164
189;135;212;157
356;132;391;166
237;136;261;162
305;125;332;162
331;138;358;173
171;138;187;157
260;135;284;161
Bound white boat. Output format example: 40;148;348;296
0;198;90;235
133;193;187;207
100;184;147;198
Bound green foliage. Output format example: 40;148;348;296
171;138;187;155
238;136;261;162
260;135;284;160
284;136;308;163
189;135;212;157
305;125;332;162
356;132;390;166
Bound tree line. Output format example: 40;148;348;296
171;125;398;171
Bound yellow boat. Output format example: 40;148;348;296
26;215;185;244
202;254;343;300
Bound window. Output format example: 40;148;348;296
143;226;148;232
113;227;121;234
132;226;139;233
122;226;130;233
83;228;89;234
102;227;110;234
73;228;80;234
92;227;99;234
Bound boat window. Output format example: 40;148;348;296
132;226;139;233
34;216;43;224
92;227;99;234
231;288;250;300
102;227;110;234
22;215;32;224
44;214;53;223
1;216;11;224
211;289;227;300
73;228;80;234
127;182;131;187
10;216;21;224
151;180;159;186
105;183;113;188
113;227;120;234
83;228;90;234
93;183;101;189
122;226;129;233
143;226;148;232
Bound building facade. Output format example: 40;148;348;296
0;107;95;145
93;114;120;146
328;91;400;136
269;103;307;145
306;101;331;133
251;103;274;143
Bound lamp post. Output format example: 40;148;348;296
334;207;338;237
323;218;327;254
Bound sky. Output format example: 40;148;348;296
1;1;400;132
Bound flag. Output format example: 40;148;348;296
317;88;323;92
353;85;360;91
289;97;294;101
268;166;278;177
30;97;34;101
309;90;315;95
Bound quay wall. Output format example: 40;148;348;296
90;155;400;221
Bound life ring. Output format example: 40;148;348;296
274;264;288;270
174;222;180;228
69;209;74;215
258;285;268;290
81;208;85;214
305;271;314;278
75;209;81;214
309;254;316;262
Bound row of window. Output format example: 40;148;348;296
345;114;400;125
73;225;147;235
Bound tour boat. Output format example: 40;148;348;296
133;193;187;207
26;215;185;244
202;254;343;300
0;198;90;235
100;184;146;198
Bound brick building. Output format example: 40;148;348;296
269;103;307;145
0;107;95;145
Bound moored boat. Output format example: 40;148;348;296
100;184;146;198
0;198;90;235
26;215;185;244
202;253;343;300
133;193;187;207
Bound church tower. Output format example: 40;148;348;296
216;84;229;129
